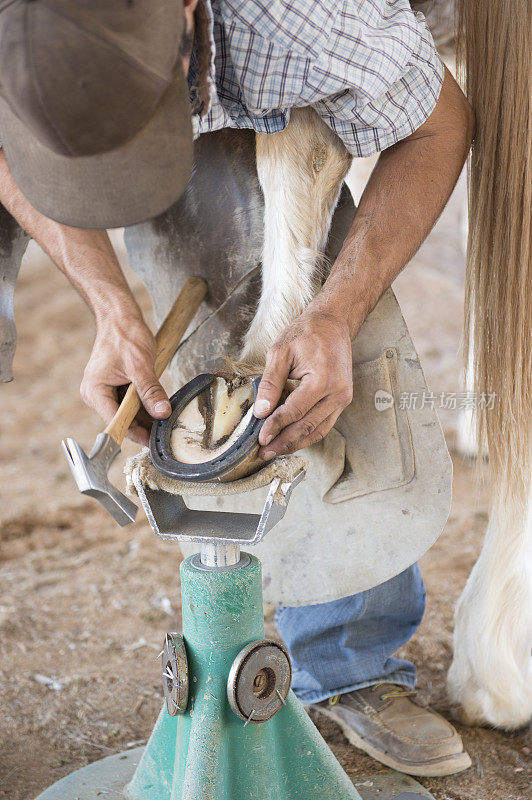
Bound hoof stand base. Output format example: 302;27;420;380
34;749;434;800
33;558;435;800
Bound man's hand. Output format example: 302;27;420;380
253;310;353;459
81;313;171;446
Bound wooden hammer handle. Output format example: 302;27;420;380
104;276;208;445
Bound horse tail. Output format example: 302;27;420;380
456;0;532;504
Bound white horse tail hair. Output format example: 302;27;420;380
456;0;531;505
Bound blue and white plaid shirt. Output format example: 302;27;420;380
189;0;444;158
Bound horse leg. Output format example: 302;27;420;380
0;204;30;382
240;107;352;367
447;486;532;728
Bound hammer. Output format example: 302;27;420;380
62;276;207;526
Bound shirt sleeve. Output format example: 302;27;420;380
311;10;444;158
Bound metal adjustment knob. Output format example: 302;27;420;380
227;639;292;724
161;633;189;716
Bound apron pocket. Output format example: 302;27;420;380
323;347;414;503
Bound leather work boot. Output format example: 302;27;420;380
311;684;472;777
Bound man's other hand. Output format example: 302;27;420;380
80;314;171;446
253;310;353;459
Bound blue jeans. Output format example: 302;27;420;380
275;563;426;704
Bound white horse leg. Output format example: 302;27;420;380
241;107;352;367
454;180;485;460
448;485;532;728
0;206;30;382
456;330;482;459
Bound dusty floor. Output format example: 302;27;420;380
1;171;530;799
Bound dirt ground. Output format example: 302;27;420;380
1;170;530;799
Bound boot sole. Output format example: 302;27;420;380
312;704;472;778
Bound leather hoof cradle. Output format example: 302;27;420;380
150;373;265;482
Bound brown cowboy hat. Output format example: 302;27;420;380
0;0;193;229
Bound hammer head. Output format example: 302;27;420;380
62;433;137;526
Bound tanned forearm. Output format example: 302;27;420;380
310;66;475;337
0;151;171;442
254;66;475;459
0;150;142;324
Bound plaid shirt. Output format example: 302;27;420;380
189;0;444;157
